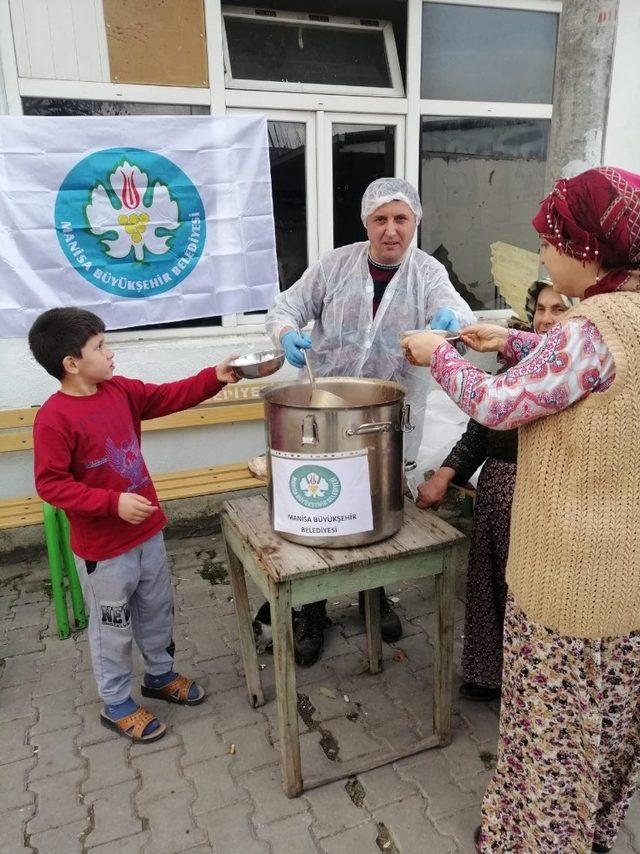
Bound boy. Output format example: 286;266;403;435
29;307;240;743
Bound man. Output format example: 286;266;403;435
265;177;474;665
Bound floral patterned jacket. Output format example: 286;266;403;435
430;319;615;430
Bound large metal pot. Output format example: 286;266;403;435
261;377;412;548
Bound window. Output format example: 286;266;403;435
268;121;308;290
222;7;403;95
420;116;550;309
421;2;558;103
21;98;209;118
332;123;396;249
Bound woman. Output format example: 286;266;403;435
402;167;640;853
418;281;569;702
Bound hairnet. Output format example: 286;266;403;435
360;178;423;225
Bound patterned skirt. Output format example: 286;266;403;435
461;458;516;689
479;596;640;853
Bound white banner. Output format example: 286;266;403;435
0;115;278;337
271;449;374;538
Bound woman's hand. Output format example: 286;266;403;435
459;324;508;353
416;467;456;510
216;354;241;384
401;331;448;366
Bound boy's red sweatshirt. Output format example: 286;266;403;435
33;369;224;561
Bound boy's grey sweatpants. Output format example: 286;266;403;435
74;532;174;705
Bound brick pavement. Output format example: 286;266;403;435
1;520;640;854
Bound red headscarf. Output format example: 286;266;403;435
532;167;640;296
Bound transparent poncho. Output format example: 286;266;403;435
266;241;475;459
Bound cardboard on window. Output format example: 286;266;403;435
104;0;209;88
490;241;539;322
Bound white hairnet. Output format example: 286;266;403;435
360;178;423;225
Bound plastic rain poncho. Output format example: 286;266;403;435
265;241;475;460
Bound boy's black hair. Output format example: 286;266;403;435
28;308;106;381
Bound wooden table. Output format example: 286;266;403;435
221;494;465;797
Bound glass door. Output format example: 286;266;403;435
226;110;404;319
318;113;405;255
227;109;316;306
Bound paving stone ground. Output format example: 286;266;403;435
2;517;640;854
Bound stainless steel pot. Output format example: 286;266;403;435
261;377;413;548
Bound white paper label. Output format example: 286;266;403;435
271;449;373;538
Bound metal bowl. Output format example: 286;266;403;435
229;349;285;379
402;328;460;342
429;328;461;342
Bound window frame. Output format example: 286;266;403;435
421;0;560;10
0;0;563;334
420;0;561;117
223;107;318;327
318;112;406;257
221;6;405;98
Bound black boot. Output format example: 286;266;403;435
294;601;328;666
358;588;403;643
592;844;612;853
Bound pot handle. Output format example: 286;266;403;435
345;421;393;437
401;403;415;433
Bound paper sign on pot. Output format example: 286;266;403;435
271;449;373;538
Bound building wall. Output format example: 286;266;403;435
543;0;618;184
421;157;547;308
0;0;609;506
603;0;640;170
0;326;283;499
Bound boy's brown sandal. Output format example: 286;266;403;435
141;675;205;706
100;707;166;743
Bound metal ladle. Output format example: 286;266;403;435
303;350;348;407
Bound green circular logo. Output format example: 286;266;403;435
55;147;205;298
290;465;341;509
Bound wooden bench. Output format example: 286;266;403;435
0;384;270;530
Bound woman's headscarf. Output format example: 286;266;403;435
524;279;570;327
532;167;640;296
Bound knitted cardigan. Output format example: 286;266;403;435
506;291;640;638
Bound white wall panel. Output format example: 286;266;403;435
49;0;79;79
71;0;109;81
10;0;109;82
603;0;640;171
8;0;30;76
16;0;55;78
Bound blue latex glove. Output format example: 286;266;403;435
429;307;460;333
281;330;312;368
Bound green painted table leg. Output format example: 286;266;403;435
42;503;70;639
434;548;456;746
58;510;87;630
269;578;303;798
225;539;265;708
